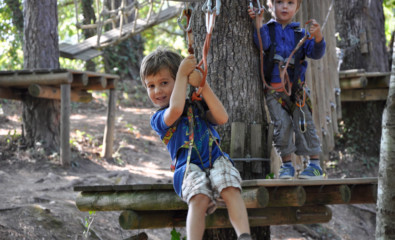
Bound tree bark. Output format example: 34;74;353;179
22;0;61;153
335;0;388;72
191;1;270;239
376;41;395;240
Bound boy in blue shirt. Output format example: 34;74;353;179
140;47;251;240
248;0;326;179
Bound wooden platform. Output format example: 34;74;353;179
0;69;120;164
74;177;377;229
339;69;390;101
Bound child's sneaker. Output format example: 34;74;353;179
298;163;323;179
278;164;295;179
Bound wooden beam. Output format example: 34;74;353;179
304;185;351;205
349;184;377;204
0;87;22;100
0;71;72;87
267;186;306;207
119;206;332;230
28;84;92;103
341;88;389;101
340;76;368;89
76;187;269;212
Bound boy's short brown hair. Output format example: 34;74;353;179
140;47;183;87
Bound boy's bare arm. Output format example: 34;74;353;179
164;55;196;126
201;82;229;125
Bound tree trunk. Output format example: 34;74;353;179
334;0;389;159
22;0;61;153
376;41;395;240
81;0;97;71
335;0;388;72
192;1;270;239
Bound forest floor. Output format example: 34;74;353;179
0;82;379;240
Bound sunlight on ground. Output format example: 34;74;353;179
119;107;155;115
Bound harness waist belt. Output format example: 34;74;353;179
273;54;295;65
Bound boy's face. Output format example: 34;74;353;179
144;68;175;108
273;0;298;25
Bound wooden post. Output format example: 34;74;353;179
267;186;306;207
230;122;245;174
60;84;71;167
340;76;368;89
102;88;117;159
119;206;332;230
304;185;351;205
250;123;265;178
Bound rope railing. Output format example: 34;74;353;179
73;0;180;48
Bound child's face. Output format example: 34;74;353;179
273;0;298;25
144;68;175;108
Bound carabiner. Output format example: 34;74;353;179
299;103;307;133
304;19;313;40
177;4;193;32
202;0;220;15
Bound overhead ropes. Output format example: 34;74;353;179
177;0;220;101
73;0;177;48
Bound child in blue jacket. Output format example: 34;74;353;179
249;0;326;179
140;47;251;240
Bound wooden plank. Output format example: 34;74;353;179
74;177;378;192
60;84;71;167
250;123;264;175
119;206;332;230
231;122;245;174
60;5;182;56
304;185;351;205
341;88;389;101
59;43;102;61
242;177;378;187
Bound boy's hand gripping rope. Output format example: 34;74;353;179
178;0;219;102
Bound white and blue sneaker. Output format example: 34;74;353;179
299;163;323;179
278;163;295;179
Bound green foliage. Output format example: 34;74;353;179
383;0;395;43
171;228;186;240
265;172;275;179
83;211;96;239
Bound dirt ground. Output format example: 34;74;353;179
0;87;378;240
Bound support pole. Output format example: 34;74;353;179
102;88;117;159
60;84;71;167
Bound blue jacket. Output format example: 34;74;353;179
253;19;326;84
151;107;229;197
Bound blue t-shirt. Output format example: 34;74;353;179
150;106;230;197
253;19;326;83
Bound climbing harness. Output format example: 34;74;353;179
162;100;225;176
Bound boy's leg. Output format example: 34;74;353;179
221;187;251;237
187;194;211;240
210;156;251;238
292;103;323;179
266;92;297;178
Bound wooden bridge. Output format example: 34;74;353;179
74;177;377;230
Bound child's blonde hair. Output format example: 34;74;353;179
140;47;183;87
